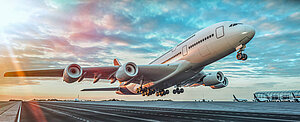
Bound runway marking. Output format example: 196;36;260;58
41;103;159;122
17;102;22;122
117;105;296;121
30;103;89;122
44;103;299;122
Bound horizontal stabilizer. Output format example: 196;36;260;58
4;69;64;77
81;87;119;91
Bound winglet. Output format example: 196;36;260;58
113;59;121;66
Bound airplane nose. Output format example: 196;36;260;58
244;25;255;39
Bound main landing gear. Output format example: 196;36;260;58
155;89;169;97
136;87;155;96
136;87;169;96
236;45;248;61
135;78;184;97
173;88;184;94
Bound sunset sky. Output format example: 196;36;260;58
0;0;300;101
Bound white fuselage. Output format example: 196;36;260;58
119;21;255;94
143;21;255;89
150;21;254;66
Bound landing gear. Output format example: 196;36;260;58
157;89;169;97
173;88;184;94
137;86;169;97
237;53;247;61
236;45;248;61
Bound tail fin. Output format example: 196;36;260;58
233;94;238;101
292;93;296;98
113;59;121;66
253;94;260;102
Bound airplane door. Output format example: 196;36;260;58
215;26;224;39
182;45;188;56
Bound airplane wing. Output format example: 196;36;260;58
81;87;119;91
4;63;178;84
4;66;119;79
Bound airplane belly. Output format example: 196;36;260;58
152;70;198;90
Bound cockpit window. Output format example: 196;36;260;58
229;23;243;27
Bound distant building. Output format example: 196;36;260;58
254;90;300;102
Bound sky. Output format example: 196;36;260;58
0;0;300;101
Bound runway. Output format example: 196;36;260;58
20;101;300;122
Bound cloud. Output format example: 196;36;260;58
0;0;299;101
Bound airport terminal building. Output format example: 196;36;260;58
254;90;300;102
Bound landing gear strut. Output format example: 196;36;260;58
236;45;248;61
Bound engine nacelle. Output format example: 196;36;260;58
115;62;138;82
211;77;228;89
63;64;83;83
203;71;224;86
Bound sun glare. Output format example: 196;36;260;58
0;1;29;28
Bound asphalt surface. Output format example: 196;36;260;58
0;101;15;115
20;101;300;122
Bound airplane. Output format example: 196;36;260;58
292;93;300;102
233;94;247;102
4;21;255;97
253;94;269;102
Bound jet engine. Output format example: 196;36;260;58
63;64;83;83
203;71;224;86
115;62;138;82
211;77;228;89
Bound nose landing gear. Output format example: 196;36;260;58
236;53;247;61
236;45;248;61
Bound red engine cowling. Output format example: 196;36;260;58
63;64;83;83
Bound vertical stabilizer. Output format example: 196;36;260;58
113;59;121;66
292;93;296;98
233;94;239;102
253;94;259;102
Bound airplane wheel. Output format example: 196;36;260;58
156;92;159;96
160;91;164;96
151;89;155;94
173;89;176;94
236;53;243;60
241;54;248;61
180;88;184;93
177;90;180;94
136;88;140;93
166;90;169;94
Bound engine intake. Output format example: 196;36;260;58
203;71;224;86
63;64;83;83
211;77;228;89
115;62;138;82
